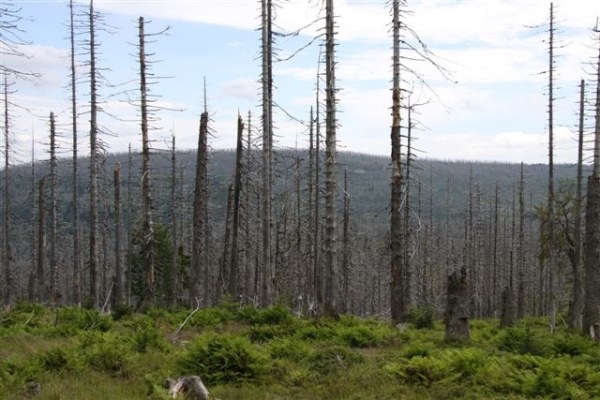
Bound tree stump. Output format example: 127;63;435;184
499;285;516;328
444;267;470;342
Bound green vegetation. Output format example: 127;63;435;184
1;303;599;399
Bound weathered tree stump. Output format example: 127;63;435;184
499;285;516;328
165;376;212;400
444;267;470;342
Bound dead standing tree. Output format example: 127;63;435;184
445;267;470;342
583;31;600;341
323;0;338;317
390;0;406;325
191;111;209;306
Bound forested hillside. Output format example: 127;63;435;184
0;149;584;317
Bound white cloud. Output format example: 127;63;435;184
220;78;258;101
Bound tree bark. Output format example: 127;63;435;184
49;112;60;305
323;0;338;317
568;79;585;329
228;115;244;298
88;0;100;308
583;42;600;340
69;0;82;306
444;267;470;342
138;16;155;308
114;162;123;307
390;0;407;324
191;112;209;305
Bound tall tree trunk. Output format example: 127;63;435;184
126;144;133;306
49;112;60;305
261;0;274;306
314;87;322;311
138;16;155;308
546;1;557;330
569;79;585;329
170;135;178;307
37;177;46;302
342;169;350;312
114;162;123;307
88;0;100;308
191;112;209;305
517;163;525;319
2;74;13;305
220;184;234;301
69;0;82;306
323;0;338;317
583;42;600;340
228;115;244;297
390;0;406;324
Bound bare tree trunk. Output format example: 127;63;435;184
126;144;133;306
305;107;315;301
569;79;585;329
27;135;37;301
220;184;234;301
323;0;338;317
342;169;350;313
37;177;46;302
69;0;82;307
500;285;516;328
444;267;470;342
88;0;100;308
228;115;244;298
138;16;155;308
390;0;406;324
583;42;600;340
170;135;178;307
2;74;13;305
191;112;209;305
314;93;322;310
114;163;123;307
49;112;60;305
546;1;557;330
261;0;274;306
517;163;525;319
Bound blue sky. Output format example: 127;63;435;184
3;0;599;164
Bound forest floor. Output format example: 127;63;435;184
1;302;599;399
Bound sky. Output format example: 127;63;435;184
2;0;599;164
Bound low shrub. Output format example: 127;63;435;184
39;347;71;372
176;333;265;385
303;345;364;375
496;325;550;356
126;317;169;353
406;307;435;329
267;337;313;361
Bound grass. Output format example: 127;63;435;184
1;302;599;399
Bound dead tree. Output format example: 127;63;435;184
228;115;244;298
444;267;470;342
137;16;155;307
114;163;123;307
568;79;585;329
49;112;60;305
260;0;274;306
36;177;46;302
68;0;82;306
1;74;13;305
500;285;516;328
323;0;338;318
87;0;100;308
191;112;209;305
170;135;178;307
390;0;406;324
583;36;600;340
